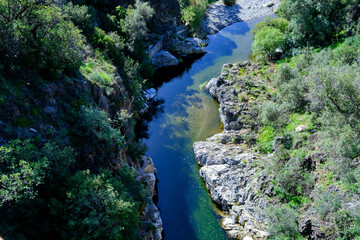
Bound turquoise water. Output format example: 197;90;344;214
143;19;260;240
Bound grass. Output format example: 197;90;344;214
285;112;314;132
258;126;274;153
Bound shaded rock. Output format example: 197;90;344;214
152;50;178;69
137;156;163;240
44;106;57;115
174;39;206;55
301;152;325;171
298;218;312;237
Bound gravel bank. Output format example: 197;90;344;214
201;0;280;35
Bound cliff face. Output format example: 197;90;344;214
148;0;181;32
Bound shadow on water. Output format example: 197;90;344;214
140;18;263;240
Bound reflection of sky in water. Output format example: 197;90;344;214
142;19;261;240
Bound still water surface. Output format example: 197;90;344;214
143;19;261;240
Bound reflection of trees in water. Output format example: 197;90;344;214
151;55;203;88
135;56;203;140
135;98;164;140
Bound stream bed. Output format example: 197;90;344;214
143;18;261;240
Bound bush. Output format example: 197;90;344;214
181;5;204;32
314;191;342;219
123;0;154;45
336;209;360;240
0;139;49;205
277;0;359;47
223;0;236;6
252;26;285;61
259;102;287;127
257;126;275;153
65;169;141;239
333;35;360;64
63;2;96;38
275;156;314;204
266;205;301;239
74;106;125;157
252;17;289;35
0;1;85;77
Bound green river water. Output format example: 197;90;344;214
143;18;262;240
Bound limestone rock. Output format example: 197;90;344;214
194;132;269;238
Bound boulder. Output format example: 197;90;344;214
174;38;207;55
151;50;179;69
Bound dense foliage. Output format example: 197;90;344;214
0;0;155;238
249;0;360;238
180;0;216;33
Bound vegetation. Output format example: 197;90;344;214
247;0;360;238
180;0;215;33
0;0;156;238
223;0;236;6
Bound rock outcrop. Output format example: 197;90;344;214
137;156;163;240
148;0;181;32
194;62;275;239
194;131;270;239
149;32;207;69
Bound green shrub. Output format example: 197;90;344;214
0;139;49;205
0;1;85;77
91;27;114;49
181;5;204;32
63;2;96;38
336;209;360;240
223;0;236;6
65;169;141;239
75;106;125;153
333;35;360;64
277;0;359;47
252;17;289;35
257;126;275;153
314;191;342;219
266;205;301;239
123;0;154;45
275;157;314;204
259;102;287;127
252;26;286;61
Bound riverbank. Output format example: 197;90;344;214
201;0;280;35
194;62;274;239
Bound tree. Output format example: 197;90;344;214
252;26;285;61
0;139;49;206
65;169;140;240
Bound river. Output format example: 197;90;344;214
143;18;261;240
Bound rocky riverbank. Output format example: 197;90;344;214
193;62;274;239
201;0;280;35
194;57;360;239
149;31;208;69
137;156;163;240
